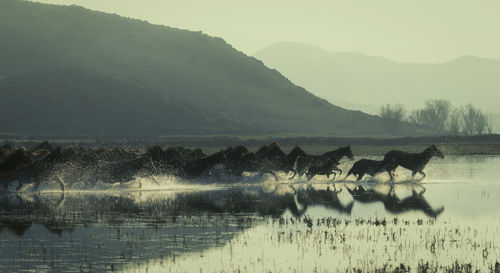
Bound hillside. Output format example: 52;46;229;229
254;42;500;115
0;0;424;136
0;69;228;136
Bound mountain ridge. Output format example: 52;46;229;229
254;42;500;114
0;0;425;136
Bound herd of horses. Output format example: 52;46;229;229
0;141;445;191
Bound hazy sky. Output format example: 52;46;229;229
35;0;500;63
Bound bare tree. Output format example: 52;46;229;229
379;104;406;121
461;104;488;135
425;99;452;132
408;109;424;125
407;100;494;135
486;113;494;134
448;108;462;135
408;99;451;133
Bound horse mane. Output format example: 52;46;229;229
422;145;438;155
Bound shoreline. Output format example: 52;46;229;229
2;134;500;156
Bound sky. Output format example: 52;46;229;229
34;0;500;63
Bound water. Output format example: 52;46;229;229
1;156;500;272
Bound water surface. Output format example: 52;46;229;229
1;156;500;272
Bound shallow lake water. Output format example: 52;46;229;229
1;156;500;272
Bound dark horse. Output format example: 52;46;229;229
379;145;444;180
345;159;385;181
305;157;342;181
289;146;354;180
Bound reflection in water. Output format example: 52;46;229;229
0;183;444;234
0;184;445;272
348;185;444;218
2;153;500;273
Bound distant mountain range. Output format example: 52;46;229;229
254;42;500;115
0;0;425;137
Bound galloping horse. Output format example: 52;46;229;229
289;146;354;179
345;159;385;181
305;157;342;181
378;145;444;180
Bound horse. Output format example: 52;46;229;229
255;142;286;160
320;145;355;162
289;146;354;179
345;159;386;181
181;151;228;179
378;145;444;180
305;157;342;181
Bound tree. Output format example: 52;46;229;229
486;115;494;134
425;99;452;132
448;108;462;135
407;100;494;135
408;99;451;133
379;104;406;121
461;104;489;135
408;109;424;125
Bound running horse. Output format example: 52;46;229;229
289;146;354;180
378;145;444;180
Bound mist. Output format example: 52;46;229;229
34;0;500;63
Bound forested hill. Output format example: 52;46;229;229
0;0;424;136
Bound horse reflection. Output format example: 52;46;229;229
0;192;68;236
347;184;444;218
287;185;354;217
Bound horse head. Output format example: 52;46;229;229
428;145;444;159
342;145;355;160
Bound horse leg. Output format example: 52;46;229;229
298;168;306;178
387;170;395;181
14;180;23;191
270;171;279;181
388;186;395;196
55;175;66;192
289;170;297;180
307;173;315;181
419;171;426;179
357;173;364;181
412;170;417;177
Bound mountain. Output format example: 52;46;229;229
254;42;500;115
0;69;225;136
0;0;424;137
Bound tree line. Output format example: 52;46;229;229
379;99;493;135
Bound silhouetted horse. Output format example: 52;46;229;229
285;146;307;172
0;147;33;190
305;157;342;181
255;142;286;160
345;159;385;181
222;146;280;180
289;146;354;179
378;145;444;180
181;151;228;179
